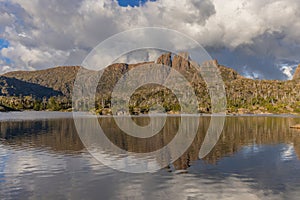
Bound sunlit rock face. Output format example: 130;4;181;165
156;52;172;66
293;64;300;80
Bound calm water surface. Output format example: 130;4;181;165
1;112;300;199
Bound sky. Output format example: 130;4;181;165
117;0;154;7
0;0;300;80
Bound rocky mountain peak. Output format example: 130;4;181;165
156;52;172;66
177;52;190;60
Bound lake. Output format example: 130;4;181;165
1;112;300;199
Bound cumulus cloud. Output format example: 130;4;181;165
0;0;300;79
280;64;298;80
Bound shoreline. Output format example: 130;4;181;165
1;110;300;122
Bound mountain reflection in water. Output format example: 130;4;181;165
1;115;300;199
1;116;300;169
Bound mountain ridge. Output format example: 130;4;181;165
1;53;300;114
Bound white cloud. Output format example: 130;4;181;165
0;0;300;79
1;42;69;71
1;65;11;73
0;12;15;31
280;64;298;80
242;65;264;79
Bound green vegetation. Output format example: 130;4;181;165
0;96;72;112
1;83;300;114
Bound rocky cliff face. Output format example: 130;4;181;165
293;65;300;80
156;52;172;66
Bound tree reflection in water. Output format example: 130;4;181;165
1;116;300;170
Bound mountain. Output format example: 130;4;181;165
3;66;81;97
1;52;300;114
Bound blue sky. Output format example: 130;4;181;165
0;38;10;66
0;39;9;50
117;0;155;7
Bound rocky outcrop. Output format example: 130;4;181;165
293;64;300;80
172;52;191;72
156;52;172;66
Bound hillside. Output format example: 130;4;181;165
1;52;300;114
3;66;81;97
0;76;62;97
